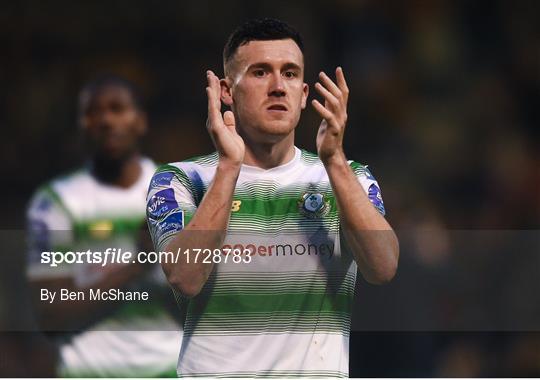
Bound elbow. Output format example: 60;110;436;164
365;262;397;285
365;246;399;285
167;275;204;299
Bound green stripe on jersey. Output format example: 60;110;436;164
188;271;356;331
189;291;351;313
183;151;219;166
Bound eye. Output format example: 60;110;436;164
85;106;97;117
253;69;266;77
107;101;130;115
284;71;297;79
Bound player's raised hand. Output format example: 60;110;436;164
312;67;349;164
206;70;245;167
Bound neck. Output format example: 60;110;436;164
242;133;296;169
90;153;142;188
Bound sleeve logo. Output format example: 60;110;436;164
149;171;174;189
368;184;386;215
147;188;178;219
157;211;184;234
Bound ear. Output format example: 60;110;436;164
300;82;309;109
220;77;233;106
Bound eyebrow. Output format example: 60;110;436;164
247;62;303;72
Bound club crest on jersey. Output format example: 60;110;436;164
298;192;330;218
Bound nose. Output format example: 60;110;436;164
268;71;286;97
96;109;116;130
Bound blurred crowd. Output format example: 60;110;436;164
1;0;539;376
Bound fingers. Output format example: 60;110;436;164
318;71;341;99
206;70;222;129
335;67;349;97
314;82;340;110
317;68;349;103
311;99;334;121
205;87;218;129
314;70;346;115
312;67;349;131
206;70;221;99
223;110;236;133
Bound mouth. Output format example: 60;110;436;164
102;132;123;142
100;131;126;147
267;104;288;112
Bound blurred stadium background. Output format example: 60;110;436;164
1;0;539;376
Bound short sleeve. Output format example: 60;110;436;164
349;161;386;216
146;165;198;252
26;186;75;280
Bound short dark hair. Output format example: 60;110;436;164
78;74;144;113
223;18;304;68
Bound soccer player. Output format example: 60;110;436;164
26;76;181;377
147;18;399;377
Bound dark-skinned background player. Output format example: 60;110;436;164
26;76;181;377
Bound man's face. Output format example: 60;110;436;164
222;39;309;142
79;85;146;160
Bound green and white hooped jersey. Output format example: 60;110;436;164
146;147;385;378
26;157;180;378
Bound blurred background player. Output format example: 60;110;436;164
25;75;181;377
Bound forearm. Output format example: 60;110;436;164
324;154;399;284
162;163;240;297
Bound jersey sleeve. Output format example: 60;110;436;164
146;165;198;252
26;185;75;280
349;161;386;216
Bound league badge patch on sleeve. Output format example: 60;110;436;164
149;171;174;189
147;188;179;219
36;196;52;211
157;211;184;235
368;183;386;215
